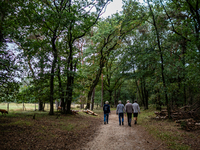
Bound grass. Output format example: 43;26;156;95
6;120;33;126
0;102;84;111
1;120;33;126
0;102;35;110
0;105;103;150
0;109;98;134
60;123;75;131
139;105;193;150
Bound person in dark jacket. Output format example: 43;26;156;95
103;101;110;124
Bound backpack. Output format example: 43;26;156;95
104;105;109;113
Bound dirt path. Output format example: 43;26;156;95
81;112;166;150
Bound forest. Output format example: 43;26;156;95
1;0;200;118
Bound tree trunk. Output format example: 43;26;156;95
57;63;65;113
66;69;74;114
91;88;95;110
7;102;9;112
49;65;55;115
109;90;112;104
38;99;44;111
181;39;187;108
147;0;170;118
87;93;92;110
189;87;193;105
140;78;145;109
43;103;45;111
80;99;83;109
80;95;84;109
23;102;25;111
101;73;104;107
49;33;58;115
134;70;143;106
114;89;117;107
135;79;144;106
66;92;72;114
156;89;162;111
86;95;91;109
142;79;148;110
144;86;148;110
66;15;74;114
117;86;121;103
66;73;74;114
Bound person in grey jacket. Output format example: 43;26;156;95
125;100;134;127
116;100;125;126
132;100;140;124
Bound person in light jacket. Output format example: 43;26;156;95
132;100;140;124
116;100;125;126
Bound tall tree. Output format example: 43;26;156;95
15;0;111;114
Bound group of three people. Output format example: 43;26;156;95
103;100;140;127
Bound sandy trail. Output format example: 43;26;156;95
81;112;165;150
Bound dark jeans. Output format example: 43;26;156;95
118;113;124;124
127;113;132;125
104;113;109;123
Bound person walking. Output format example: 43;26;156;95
103;101;110;124
116;100;125;126
125;100;133;127
132;100;140;125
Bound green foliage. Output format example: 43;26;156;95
1;0;199;113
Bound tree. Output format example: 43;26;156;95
103;50;125;106
14;0;111;114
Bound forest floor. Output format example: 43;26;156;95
0;108;199;150
0;110;102;150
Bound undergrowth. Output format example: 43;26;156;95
139;105;192;150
